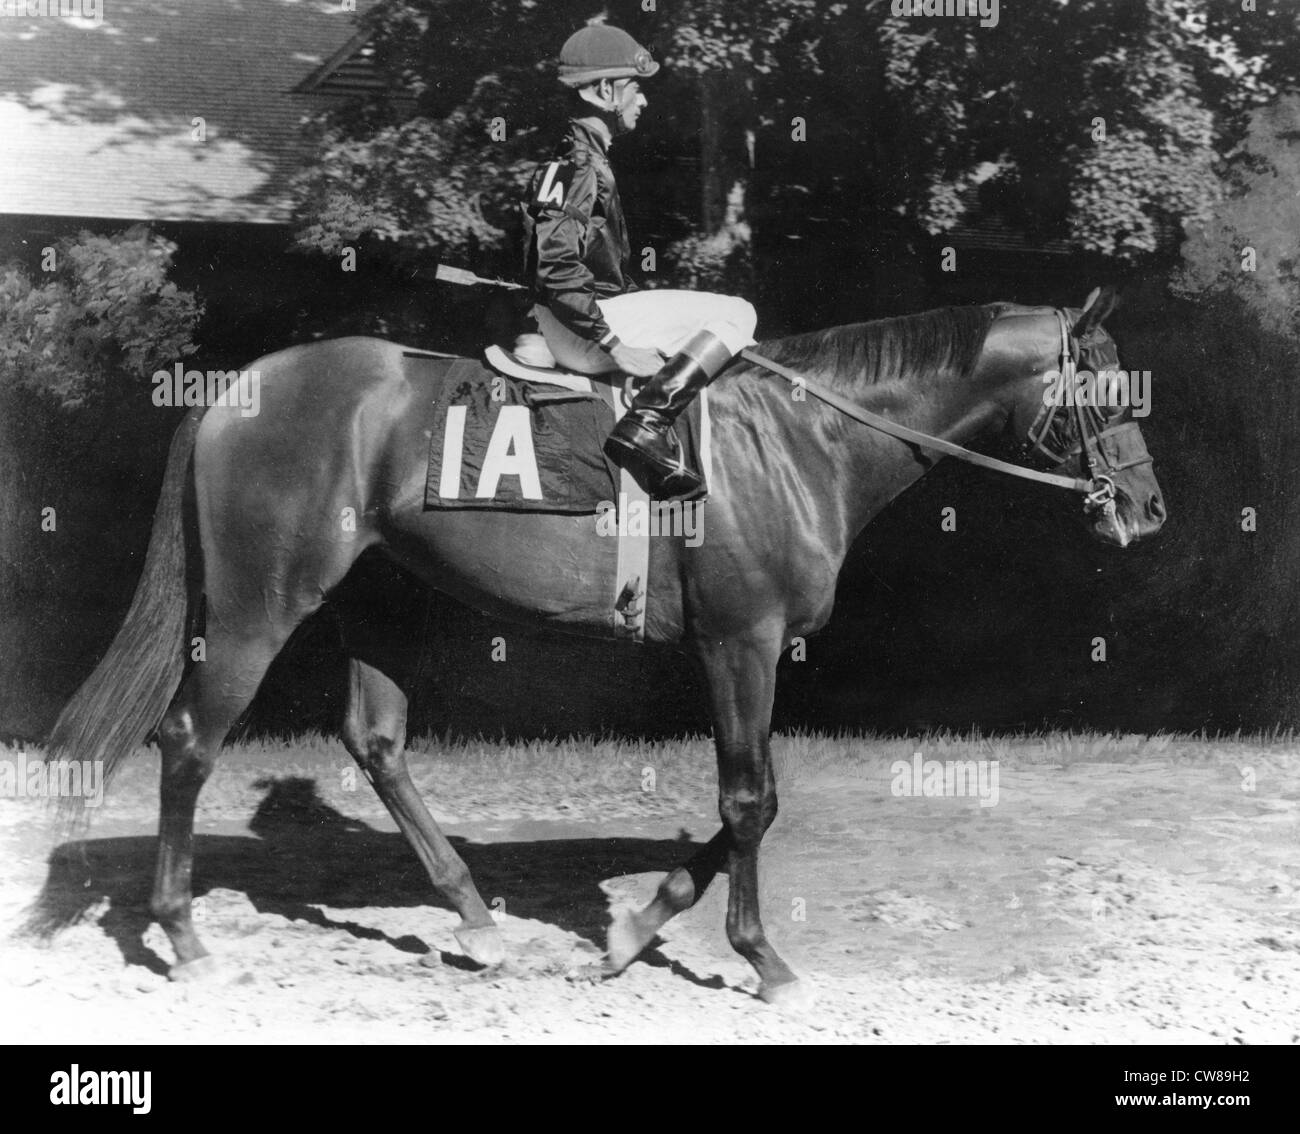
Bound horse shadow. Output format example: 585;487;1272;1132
19;776;703;978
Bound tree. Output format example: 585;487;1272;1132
0;226;201;409
870;0;1297;258
0;228;202;730
1177;95;1300;333
291;0;1300;302
292;0;631;276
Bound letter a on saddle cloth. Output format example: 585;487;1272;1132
417;355;710;637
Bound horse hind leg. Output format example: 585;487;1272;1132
342;657;502;966
150;399;384;977
151;625;297;980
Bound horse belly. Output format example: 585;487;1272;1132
387;508;635;633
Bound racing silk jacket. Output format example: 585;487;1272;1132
523;119;638;351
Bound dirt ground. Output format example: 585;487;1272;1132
1;732;1298;1044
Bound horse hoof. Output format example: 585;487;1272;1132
168;955;219;983
454;924;505;967
759;977;815;1012
605;907;652;975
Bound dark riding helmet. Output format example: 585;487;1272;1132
557;25;659;88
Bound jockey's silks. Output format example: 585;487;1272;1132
523;119;639;349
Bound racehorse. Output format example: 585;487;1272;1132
45;287;1165;1007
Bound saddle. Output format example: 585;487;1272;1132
413;338;710;642
411;339;707;513
483;337;623;407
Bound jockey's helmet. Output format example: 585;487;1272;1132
557;25;659;88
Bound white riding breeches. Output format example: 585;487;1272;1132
534;289;757;376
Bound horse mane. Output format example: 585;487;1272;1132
758;304;1002;392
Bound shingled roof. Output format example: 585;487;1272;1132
0;0;381;224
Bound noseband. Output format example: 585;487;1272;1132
1020;310;1153;517
740;308;1147;515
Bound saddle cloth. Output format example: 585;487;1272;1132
415;350;708;513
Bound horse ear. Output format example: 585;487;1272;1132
1072;285;1117;339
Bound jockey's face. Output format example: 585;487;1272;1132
607;78;647;134
578;78;648;136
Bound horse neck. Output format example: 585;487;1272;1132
749;323;1014;545
853;368;1006;538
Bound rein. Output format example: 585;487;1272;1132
740;309;1120;512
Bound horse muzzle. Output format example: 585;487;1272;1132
1056;421;1166;547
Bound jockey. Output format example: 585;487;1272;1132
522;24;758;500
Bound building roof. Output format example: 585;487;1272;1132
0;0;381;224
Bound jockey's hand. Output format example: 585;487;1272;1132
610;343;666;378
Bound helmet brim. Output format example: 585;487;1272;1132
557;59;660;87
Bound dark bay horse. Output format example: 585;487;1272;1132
46;288;1165;1007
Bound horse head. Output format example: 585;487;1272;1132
1003;287;1167;548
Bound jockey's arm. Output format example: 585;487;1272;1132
528;159;663;377
530;161;620;351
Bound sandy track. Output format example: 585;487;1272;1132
2;735;1298;1043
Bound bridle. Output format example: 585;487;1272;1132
1019;310;1152;517
740;308;1146;518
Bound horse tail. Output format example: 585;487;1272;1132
44;408;205;809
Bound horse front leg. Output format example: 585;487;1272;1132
699;632;807;1006
605;828;729;974
606;629;807;1007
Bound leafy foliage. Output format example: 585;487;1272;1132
292;0;1300;285
666;181;753;291
1177;95;1300;333
291;0;609;273
874;0;1290;258
653;0;1290;287
0;226;201;410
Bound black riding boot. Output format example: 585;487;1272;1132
603;329;737;499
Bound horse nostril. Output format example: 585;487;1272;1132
1148;494;1166;522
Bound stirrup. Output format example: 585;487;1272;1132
604;431;703;501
